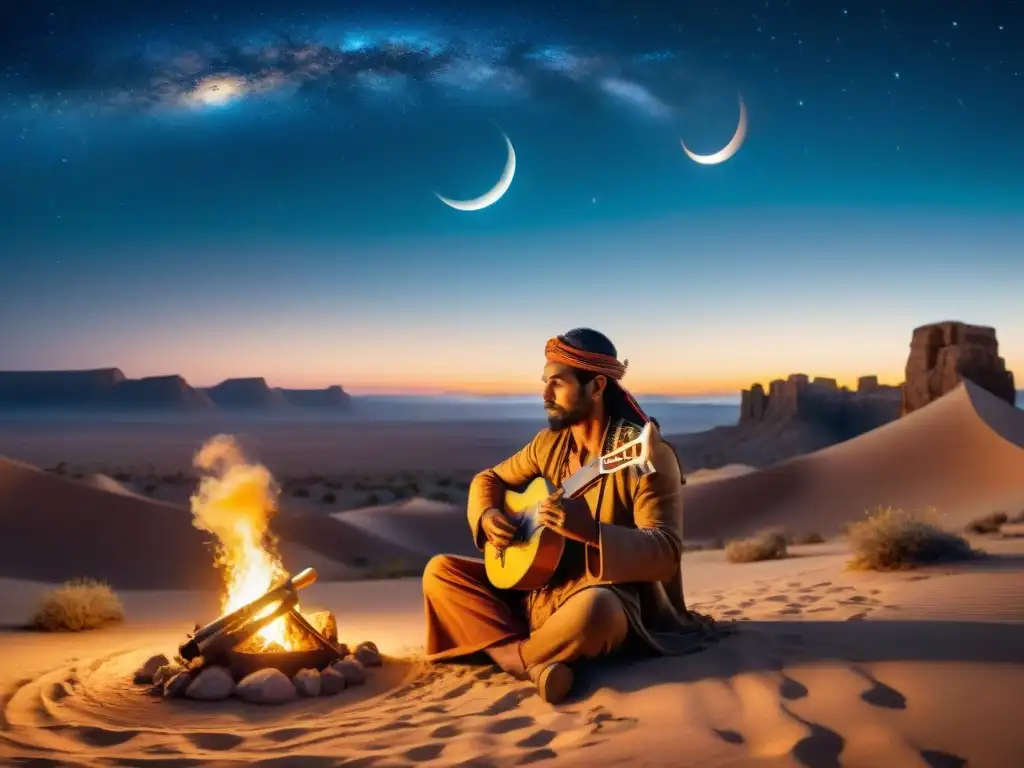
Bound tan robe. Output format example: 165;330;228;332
423;425;709;666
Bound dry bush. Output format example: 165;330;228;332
725;530;788;564
1007;509;1024;524
847;506;977;571
30;578;125;631
964;511;1008;535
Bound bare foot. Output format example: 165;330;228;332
485;640;527;679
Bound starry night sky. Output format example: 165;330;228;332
1;1;1021;394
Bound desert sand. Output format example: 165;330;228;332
1;380;1024;766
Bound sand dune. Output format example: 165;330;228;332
0;458;404;588
684;463;756;485
333;497;479;559
684;381;1024;541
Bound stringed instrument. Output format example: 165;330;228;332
484;421;658;590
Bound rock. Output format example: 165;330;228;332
164;671;194;698
133;653;170;685
355;640;378;654
293;668;321;697
153;663;184;687
185;666;234;701
900;321;1016;416
354;651;382;667
235;668;297;705
738;373;900;434
331;658;367;684
319;667;347;695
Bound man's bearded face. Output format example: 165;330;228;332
542;364;595;431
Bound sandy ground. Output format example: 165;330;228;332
2;381;1024;765
2;538;1024;767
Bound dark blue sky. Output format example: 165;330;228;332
1;1;1021;393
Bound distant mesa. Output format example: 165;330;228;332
900;321;1016;416
0;370;351;412
278;385;353;409
201;377;292;409
0;368;128;408
110;375;215;410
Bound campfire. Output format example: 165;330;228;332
132;435;382;704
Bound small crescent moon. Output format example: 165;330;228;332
680;95;748;165
435;132;516;211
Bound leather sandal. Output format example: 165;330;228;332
529;662;574;704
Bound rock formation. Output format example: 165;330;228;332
900;322;1016;416
675;373;902;472
0;368;126;407
278;386;353;410
0;370;352;412
202;378;292;409
111;376;215;410
739;373;901;435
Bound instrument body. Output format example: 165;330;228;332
484;422;658;590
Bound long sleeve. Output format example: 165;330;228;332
467;430;546;550
591;440;683;583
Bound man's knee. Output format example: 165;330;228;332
422;554;457;597
565;588;628;641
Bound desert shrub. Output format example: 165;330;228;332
725;530;788;564
964;511;1008;535
846;506;976;571
796;531;825;545
320;491;336;504
1011;510;1024;524
427;490;454;503
30;578;125;631
291;487;310;498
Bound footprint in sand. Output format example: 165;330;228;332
517;729;557;749
485;716;536;735
403;742;446;762
429;723;461;738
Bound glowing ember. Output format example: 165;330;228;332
189;434;302;650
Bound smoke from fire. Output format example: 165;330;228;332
189;434;294;646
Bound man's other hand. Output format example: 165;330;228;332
481;508;517;548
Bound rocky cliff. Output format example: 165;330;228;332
740;373;901;436
0;368;127;407
201;377;293;409
278;385;353;409
900;321;1016;416
111;376;215;410
672;373;902;471
0;370;350;412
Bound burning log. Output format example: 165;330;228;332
179;566;319;664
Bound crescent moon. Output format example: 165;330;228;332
680;95;748;165
435;132;516;211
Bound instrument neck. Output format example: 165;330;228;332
559;458;602;499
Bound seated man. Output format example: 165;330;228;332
422;328;716;704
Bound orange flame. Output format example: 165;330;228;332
189;434;300;650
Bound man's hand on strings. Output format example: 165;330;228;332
538;491;599;545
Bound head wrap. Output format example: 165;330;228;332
544;334;652;426
544;336;629;381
